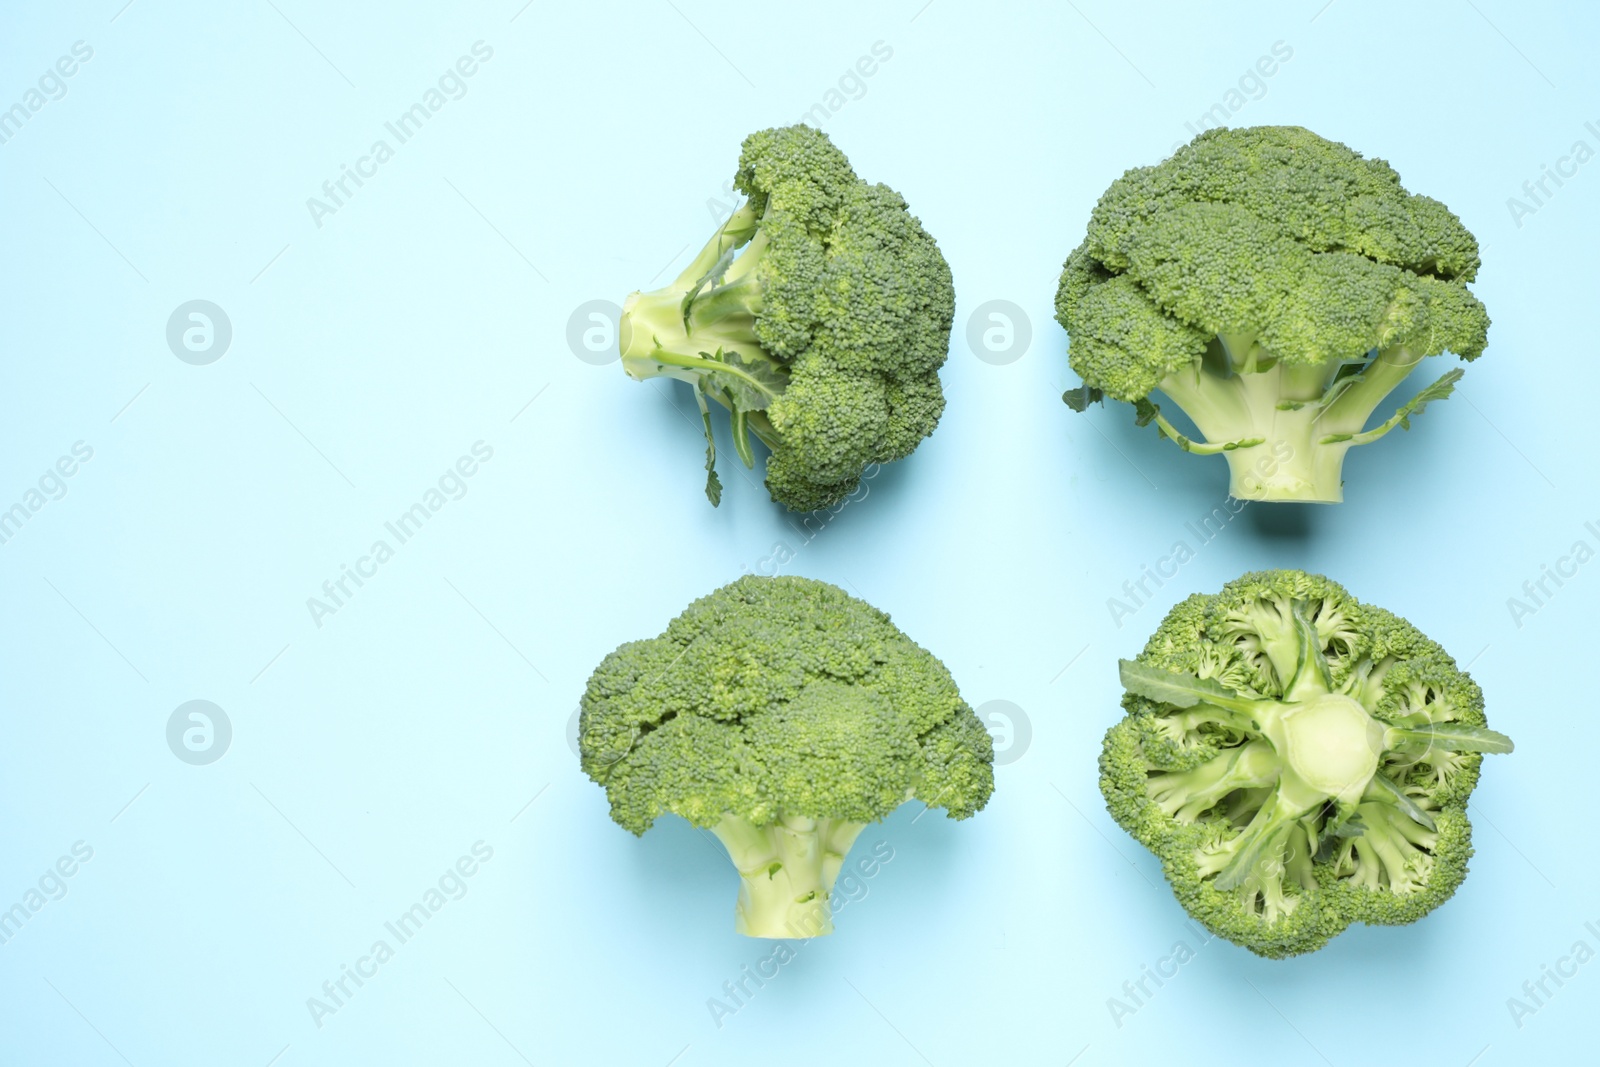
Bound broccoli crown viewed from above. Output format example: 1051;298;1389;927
1057;126;1490;503
1101;570;1513;958
578;575;993;938
618;124;956;512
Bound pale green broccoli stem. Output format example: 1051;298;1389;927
1152;344;1450;503
1148;740;1279;820
710;815;867;938
618;205;787;501
671;201;760;288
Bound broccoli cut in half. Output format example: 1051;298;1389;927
618;125;956;512
1101;569;1513;958
1057;126;1489;503
578;575;993;938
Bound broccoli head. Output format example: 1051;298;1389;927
1057;126;1489;503
1101;569;1513;957
578;575;993;937
618;125;956;511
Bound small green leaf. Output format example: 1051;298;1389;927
1369;773;1437;831
1385;722;1514;755
680;244;738;326
1284;604;1332;699
1062;385;1104;412
695;386;722;507
1119;660;1257;715
730;406;755;468
698;347;786;411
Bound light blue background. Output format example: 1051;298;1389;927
1;1;1594;1064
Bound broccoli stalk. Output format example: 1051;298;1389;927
1102;570;1514;957
620;202;786;503
710;815;867;938
1137;339;1465;502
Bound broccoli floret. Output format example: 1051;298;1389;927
1057;126;1489;503
578;575;993;937
618;125;956;511
1100;569;1513;958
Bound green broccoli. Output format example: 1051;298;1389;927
618;125;955;512
1101;569;1513;958
1057;126;1489;503
578;575;993;937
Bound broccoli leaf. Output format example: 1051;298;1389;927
1062;384;1105;412
1385;723;1514;754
